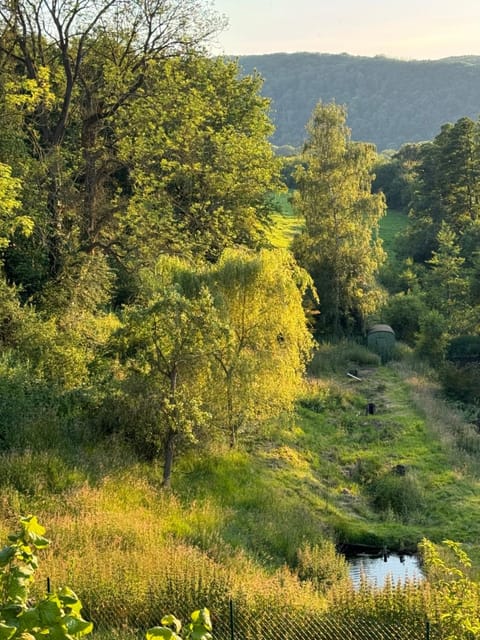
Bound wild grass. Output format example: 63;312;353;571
378;209;409;256
266;192;303;248
2;338;480;635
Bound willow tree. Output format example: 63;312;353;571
111;249;314;483
207;248;314;448
293;102;386;336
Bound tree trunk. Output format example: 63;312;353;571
162;366;179;487
162;426;176;488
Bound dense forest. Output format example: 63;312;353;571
237;52;480;151
3;2;480;638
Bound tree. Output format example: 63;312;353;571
400;117;480;264
206;248;314;448
116;55;282;267
0;162;32;251
0;0;224;285
109;249;314;480
292;102;386;336
113;258;216;487
425;222;468;320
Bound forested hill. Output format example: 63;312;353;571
235;53;480;151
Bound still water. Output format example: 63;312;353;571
348;553;423;588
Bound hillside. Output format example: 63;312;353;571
236;53;480;151
6;347;480;637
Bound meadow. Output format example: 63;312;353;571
1;207;479;638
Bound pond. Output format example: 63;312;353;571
347;552;424;588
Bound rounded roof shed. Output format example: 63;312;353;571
368;324;395;336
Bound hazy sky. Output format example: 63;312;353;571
210;0;480;60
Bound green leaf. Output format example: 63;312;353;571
146;627;181;640
160;615;182;634
63;615;93;637
0;547;15;567
20;517;49;549
0;604;23;619
190;610;212;631
17;608;40;630
57;588;80;607
0;623;16;640
37;599;62;626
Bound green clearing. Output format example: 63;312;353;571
379;208;409;254
268;199;406;254
267;192;304;248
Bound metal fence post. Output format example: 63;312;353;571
229;598;234;640
425;620;430;640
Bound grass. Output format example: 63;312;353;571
267;192;303;248
1;342;479;634
378;208;408;255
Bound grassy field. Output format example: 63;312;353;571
1;343;479;634
267;192;304;248
1;201;478;631
268;197;408;256
378;208;409;255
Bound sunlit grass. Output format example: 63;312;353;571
267;192;303;248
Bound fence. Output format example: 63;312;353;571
85;596;445;640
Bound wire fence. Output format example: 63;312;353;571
84;595;446;640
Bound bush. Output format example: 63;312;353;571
446;335;480;363
381;292;426;345
295;540;350;593
368;471;425;521
308;341;381;376
0;516;92;640
439;362;480;404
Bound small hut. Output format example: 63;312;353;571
367;324;395;362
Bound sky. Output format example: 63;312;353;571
210;0;480;60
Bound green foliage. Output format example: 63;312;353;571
439;362;480;404
293;101;386;336
446;335;480;362
368;472;425;522
415;309;449;365
146;609;212;640
296;540;350;593
381;292;427;345
108;248;313;480
117;56;282;265
420;539;480;639
0;516;92;640
0;163;32;251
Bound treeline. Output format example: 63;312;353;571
236;52;480;151
374;116;480;406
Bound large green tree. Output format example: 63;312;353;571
116;55;282;267
206;248;314;448
0;0;223;294
293;102;386;336
110;249;314;481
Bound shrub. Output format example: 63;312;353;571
308;341;380;376
295;540;350;593
0;515;92;640
381;292;426;345
368;471;425;521
446;335;480;363
439;362;480;405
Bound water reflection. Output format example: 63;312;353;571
348;553;423;588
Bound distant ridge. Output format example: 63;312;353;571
235;52;480;151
